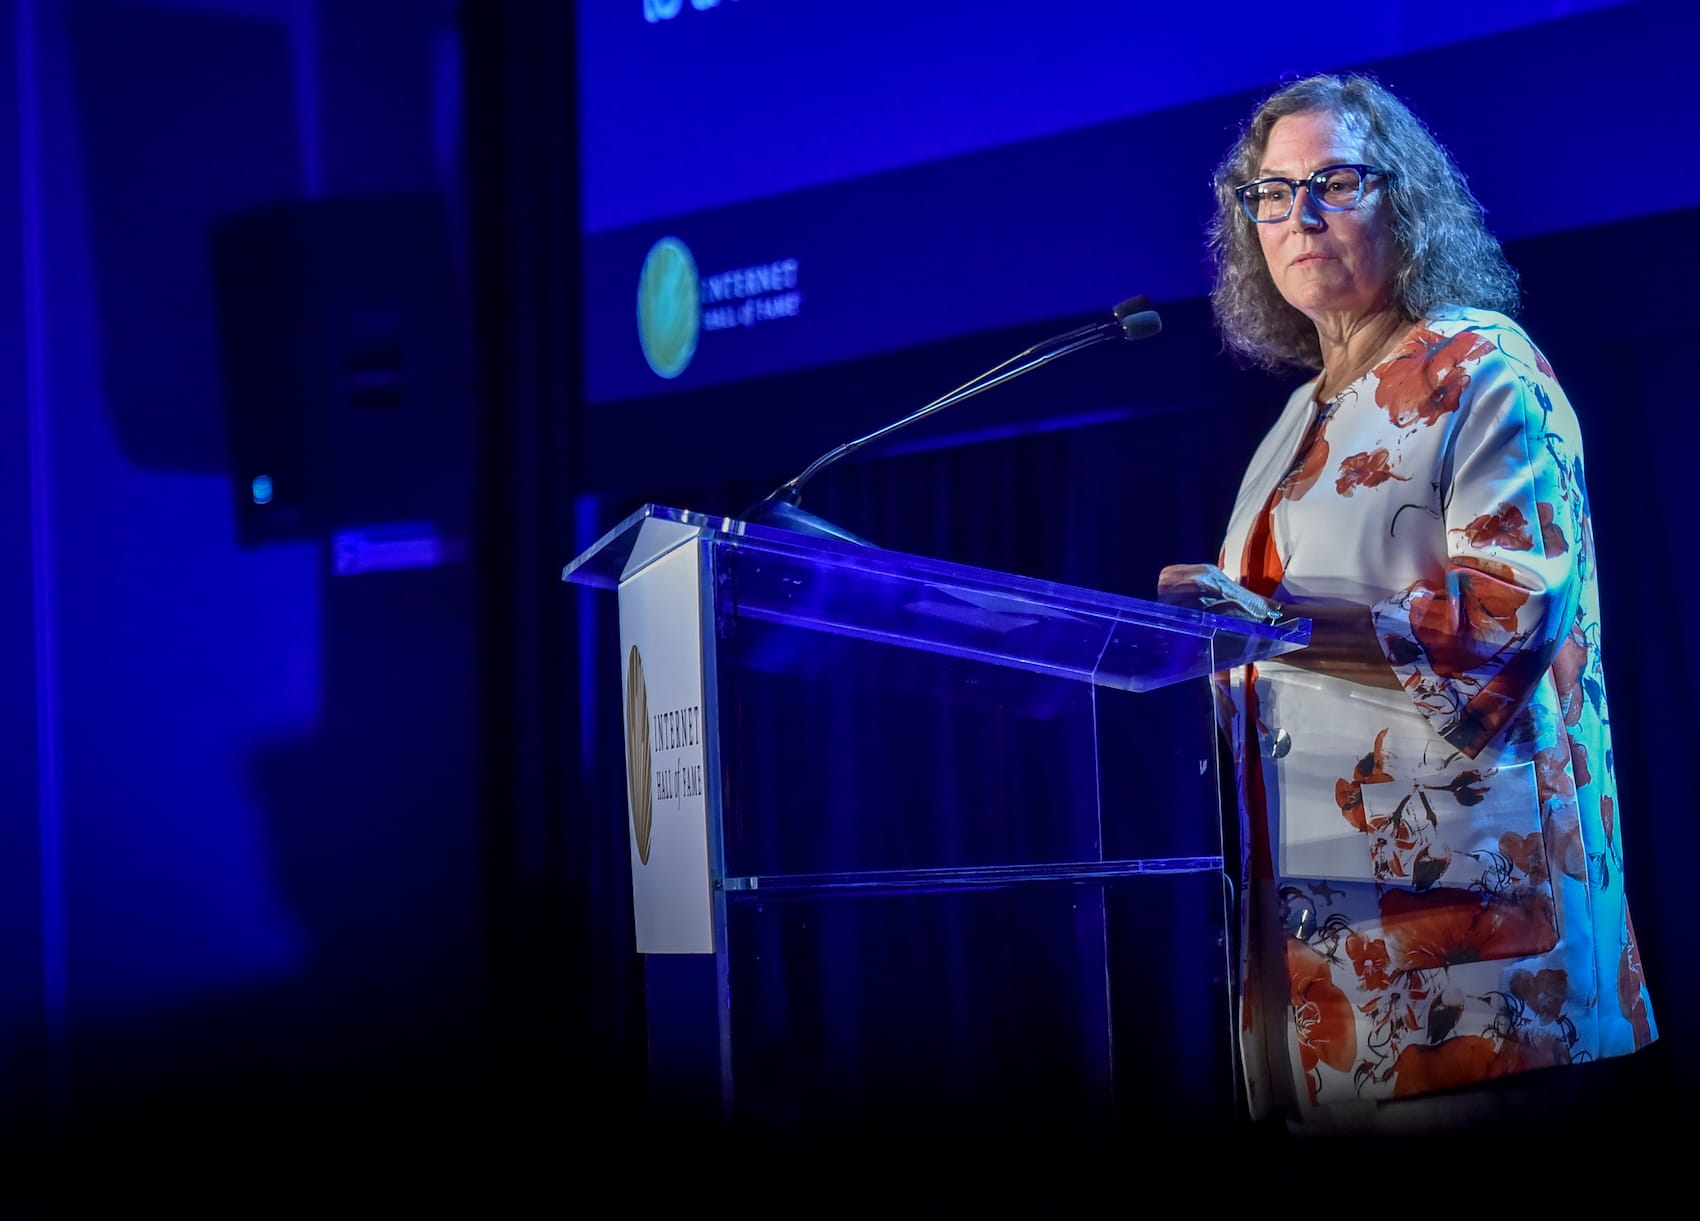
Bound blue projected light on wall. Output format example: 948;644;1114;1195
580;0;1634;235
577;1;1682;406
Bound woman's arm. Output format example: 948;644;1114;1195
1156;563;1401;690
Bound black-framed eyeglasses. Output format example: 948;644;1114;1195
1234;164;1391;223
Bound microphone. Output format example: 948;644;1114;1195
741;295;1163;542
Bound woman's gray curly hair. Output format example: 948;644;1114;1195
1208;73;1520;371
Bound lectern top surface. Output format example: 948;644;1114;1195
564;504;1309;694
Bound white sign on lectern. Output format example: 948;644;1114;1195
617;517;714;954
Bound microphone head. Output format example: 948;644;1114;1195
1111;294;1151;321
1119;309;1162;341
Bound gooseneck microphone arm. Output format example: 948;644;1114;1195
740;295;1163;542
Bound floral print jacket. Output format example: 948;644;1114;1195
1217;308;1656;1118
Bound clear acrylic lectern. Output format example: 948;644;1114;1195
564;503;1309;1140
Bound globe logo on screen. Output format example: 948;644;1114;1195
636;236;700;379
624;645;655;865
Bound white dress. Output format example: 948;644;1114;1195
1216;307;1657;1123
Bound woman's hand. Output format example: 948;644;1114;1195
1157;563;1281;623
1159;563;1402;690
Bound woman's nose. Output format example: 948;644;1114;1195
1290;184;1326;230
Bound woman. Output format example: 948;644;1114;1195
1157;73;1658;1139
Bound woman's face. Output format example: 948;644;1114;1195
1254;110;1400;327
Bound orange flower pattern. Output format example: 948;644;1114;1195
1336;447;1409;496
1288;938;1357;1103
1215;309;1655;1118
1373;327;1497;426
1454;502;1534;550
1275;432;1329;503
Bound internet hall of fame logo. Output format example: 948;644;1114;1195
637;235;805;382
636;236;701;381
623;644;654;864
